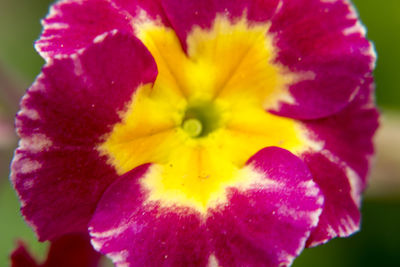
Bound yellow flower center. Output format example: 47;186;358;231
98;15;311;213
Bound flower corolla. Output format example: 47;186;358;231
11;0;378;266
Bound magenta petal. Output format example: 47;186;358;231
89;165;210;267
302;78;379;189
298;76;378;247
112;0;171;26
11;242;38;267
303;153;361;247
36;0;133;58
207;147;323;267
11;31;157;240
300;78;378;246
269;0;375;119
11;234;101;267
161;0;280;50
44;234;101;267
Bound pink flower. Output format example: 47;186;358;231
11;0;378;266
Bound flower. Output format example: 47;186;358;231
10;234;101;267
11;0;378;266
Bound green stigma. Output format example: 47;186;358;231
182;118;203;137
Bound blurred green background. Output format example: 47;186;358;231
0;0;399;266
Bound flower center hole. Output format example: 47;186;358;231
182;101;220;138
